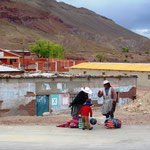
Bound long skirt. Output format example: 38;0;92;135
71;104;83;117
102;99;113;115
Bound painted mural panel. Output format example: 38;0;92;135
61;94;70;106
50;94;70;113
50;94;59;106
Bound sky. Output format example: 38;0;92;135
56;0;150;38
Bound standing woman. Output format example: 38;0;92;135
98;80;117;118
69;87;92;117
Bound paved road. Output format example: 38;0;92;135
0;125;149;150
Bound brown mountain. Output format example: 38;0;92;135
0;0;150;62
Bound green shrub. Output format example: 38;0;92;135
124;58;128;62
96;54;106;62
29;40;65;58
144;51;149;54
122;47;129;52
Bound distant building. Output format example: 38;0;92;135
0;49;21;66
70;62;150;88
0;49;86;72
5;49;33;58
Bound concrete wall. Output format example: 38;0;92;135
70;69;150;88
0;76;137;116
0;78;36;116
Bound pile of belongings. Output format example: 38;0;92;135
57;117;79;128
104;118;121;129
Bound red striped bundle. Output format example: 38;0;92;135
106;120;115;129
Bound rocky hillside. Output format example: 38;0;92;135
0;0;150;62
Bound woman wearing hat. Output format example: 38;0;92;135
69;87;92;117
98;80;117;118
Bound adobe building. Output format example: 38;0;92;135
0;49;86;72
0;73;137;116
0;49;21;66
70;62;150;88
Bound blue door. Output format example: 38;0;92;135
36;95;49;116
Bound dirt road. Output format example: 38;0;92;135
0;125;149;150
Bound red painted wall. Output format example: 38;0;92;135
0;49;20;65
0;49;87;72
0;49;20;57
18;58;87;72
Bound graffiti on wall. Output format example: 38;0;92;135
61;94;70;106
74;85;135;106
119;98;132;106
119;86;133;92
48;85;136;113
0;82;36;109
50;94;59;106
50;94;69;113
37;95;47;104
88;88;104;104
57;83;68;93
36;82;83;94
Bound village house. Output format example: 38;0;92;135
0;73;137;116
0;49;86;72
0;49;21;67
70;62;150;88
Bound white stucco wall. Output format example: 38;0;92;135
0;79;36;109
70;69;150;88
0;76;137;115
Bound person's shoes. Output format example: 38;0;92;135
89;127;93;130
82;128;85;130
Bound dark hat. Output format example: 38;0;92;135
85;100;93;106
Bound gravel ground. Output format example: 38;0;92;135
0;107;150;126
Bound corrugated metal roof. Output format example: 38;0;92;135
0;65;20;72
70;63;150;72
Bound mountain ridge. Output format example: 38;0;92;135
0;0;150;62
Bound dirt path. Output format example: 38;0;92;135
0;107;150;126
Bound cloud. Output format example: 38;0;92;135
132;29;150;39
57;0;150;38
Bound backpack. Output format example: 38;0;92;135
104;118;121;129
